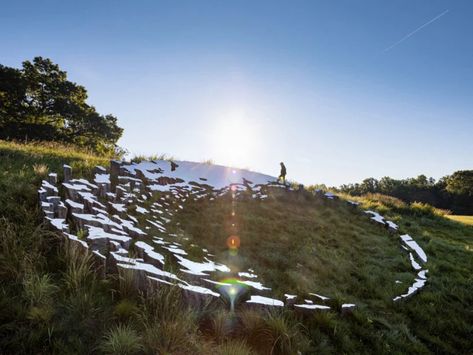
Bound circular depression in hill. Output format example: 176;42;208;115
174;189;413;305
39;159;427;310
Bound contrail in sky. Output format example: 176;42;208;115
383;9;449;52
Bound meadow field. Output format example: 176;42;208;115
446;215;473;226
0;140;472;354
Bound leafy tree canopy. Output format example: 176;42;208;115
338;171;473;215
446;170;473;196
0;57;123;154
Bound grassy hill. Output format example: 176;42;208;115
0;140;472;354
175;190;411;303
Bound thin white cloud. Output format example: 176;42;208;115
384;9;449;52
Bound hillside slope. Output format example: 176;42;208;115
446;215;473;226
0;140;472;354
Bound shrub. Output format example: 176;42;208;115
117;268;140;300
262;310;310;355
32;163;48;176
216;339;255;355
23;273;57;307
131;153;175;163
142;316;199;354
114;299;139;321
211;310;234;344
410;202;448;217
139;286;200;353
237;309;266;348
99;324;142;355
22;272;57;324
0;218;30;281
27;305;54;323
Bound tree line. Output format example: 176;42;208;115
337;171;473;215
0;57;123;154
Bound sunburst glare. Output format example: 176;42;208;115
210;112;260;168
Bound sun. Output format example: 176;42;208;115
211;113;258;168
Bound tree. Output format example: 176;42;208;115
446;171;473;196
411;174;429;187
0;65;27;125
337;170;473;215
360;178;379;194
0;57;123;153
378;176;398;193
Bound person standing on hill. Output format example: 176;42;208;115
278;162;287;184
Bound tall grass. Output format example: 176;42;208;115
99;324;142;355
22;273;58;323
138;285;202;353
174;188;406;300
32;163;49;177
174;186;473;353
62;241;95;292
210;310;234;344
216;339;255;355
117;268;140;300
23;273;57;307
342;192;450;217
263;310;309;355
131;153;176;163
0;140;112;353
1;140;472;354
0;139;112;161
446;214;473;225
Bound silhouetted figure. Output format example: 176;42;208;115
170;161;179;171
278;162;287;184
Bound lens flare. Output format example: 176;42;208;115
229;286;238;296
227;235;240;249
217;278;248;312
228;248;239;256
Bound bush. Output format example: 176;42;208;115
237;309;266;348
138;286;201;353
99;324;142;355
23;273;57;307
216;339;255;355
262;310;310;355
62;242;94;292
114;299;139;321
410;202;448;217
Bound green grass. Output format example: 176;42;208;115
130;153;176;163
174;189;410;305
446;215;473;226
0;140;204;353
0;139;472;354
99;324;143;355
171;186;473;353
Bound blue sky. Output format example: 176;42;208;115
1;0;472;185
